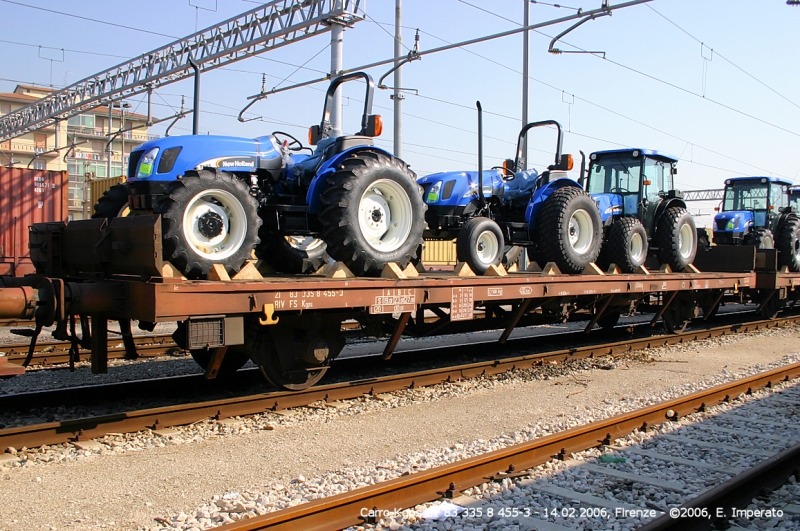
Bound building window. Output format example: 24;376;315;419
32;160;46;170
67;115;96;128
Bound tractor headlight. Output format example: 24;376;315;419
426;181;442;202
463;185;478;199
726;219;735;231
136;147;160;178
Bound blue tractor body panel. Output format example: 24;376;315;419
128;135;281;182
523;178;582;230
592;193;625;223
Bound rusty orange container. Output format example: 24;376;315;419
0;167;69;276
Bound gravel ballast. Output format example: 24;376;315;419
0;324;798;531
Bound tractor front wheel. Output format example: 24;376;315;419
319;150;425;276
157;169;261;279
743;228;774;249
456;217;504;274
655;207;697;272
536;187;602;274
92;183;130;219
777;217;800;272
599;217;648;273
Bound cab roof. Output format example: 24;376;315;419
590;148;678;164
726;176;794;187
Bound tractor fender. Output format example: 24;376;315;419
653;197;687;227
525;178;583;230
306;145;397;214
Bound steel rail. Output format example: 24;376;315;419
0;315;797;452
208;362;800;531
2;334;177;366
636;442;800;531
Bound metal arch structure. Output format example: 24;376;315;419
683;189;724;201
0;0;363;143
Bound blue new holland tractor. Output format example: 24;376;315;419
93;72;426;280
712;176;800;272
584;149;697;273
418;106;602;275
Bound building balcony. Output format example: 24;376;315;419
0;141;58;157
66;125;157;144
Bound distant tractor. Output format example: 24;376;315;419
585;149;697;273
418;111;602;275
712;176;800;272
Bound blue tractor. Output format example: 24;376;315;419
712;176;800;271
584;149;697;273
418;108;602;275
93;72;426;280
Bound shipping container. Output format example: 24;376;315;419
0;167;69;276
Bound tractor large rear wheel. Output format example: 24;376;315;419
655;206;697;272
536;187;602;274
157;169;261;279
743;228;774;249
456;217;504;274
777;217;800;272
256;232;328;274
318;150;425;276
598;217;648;273
92;183;130;219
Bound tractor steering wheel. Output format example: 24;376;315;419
493;166;515;181
611;187;630;193
272;131;312;154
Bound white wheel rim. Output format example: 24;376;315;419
357;179;413;252
568;208;594;254
182;189;247;260
475;230;500;265
117;203;130;218
286;236;325;252
678;222;694;259
630;232;645;262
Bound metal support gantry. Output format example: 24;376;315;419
0;0;363;142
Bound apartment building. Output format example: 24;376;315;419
0;85;155;218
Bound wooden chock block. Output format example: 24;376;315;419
484;263;508;277
232;261;263;281
659;264;673;274
635;265;650;275
325;262;355;279
582;263;604;275
207;263;231;281
254;259;275;275
403;262;421;277
381;262;407;280
526;261;543;273
541;262;562;276
160;262;186;279
454;262;476;277
606;264;622;275
507;263;518;273
685;263;701;274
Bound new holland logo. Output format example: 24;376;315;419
219;158;255;168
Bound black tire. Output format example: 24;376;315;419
318;150;426;276
777;217;800;272
92;183;130;219
536;186;602;274
696;228;711;251
502;245;523;269
189;346;250;376
156;169;261;279
597;310;621;330
456;217;504;274
526;243;545;270
256;232;328;274
655;206;697;272
598;217;648;273
743;228;774;249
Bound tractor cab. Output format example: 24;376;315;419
713;177;793;246
586;149;680;233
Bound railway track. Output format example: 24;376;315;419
1;314;797;453
205;362;800;531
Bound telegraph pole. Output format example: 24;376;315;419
329;0;345;137
521;0;530;170
393;0;404;157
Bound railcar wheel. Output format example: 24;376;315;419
456;217;504;274
661;292;696;334
92;183;130;219
597;311;622;330
189;346;250;376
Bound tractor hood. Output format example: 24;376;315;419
128;134;281;182
417;170;505;207
713;211;754;233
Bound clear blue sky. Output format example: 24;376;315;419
1;0;798;226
